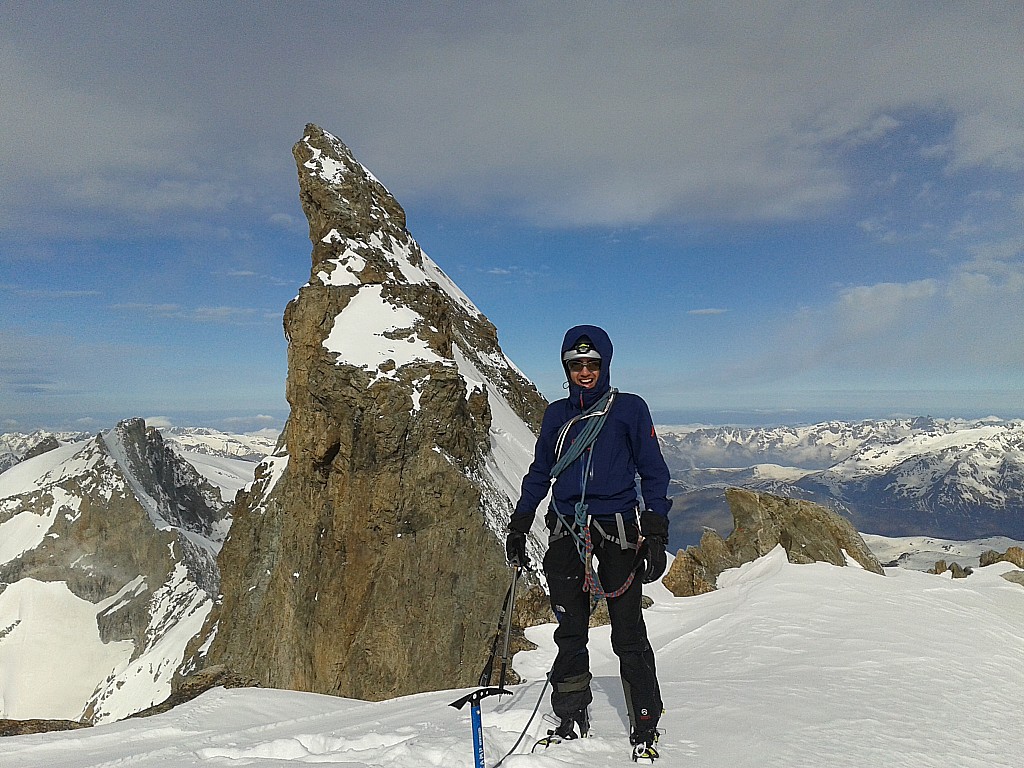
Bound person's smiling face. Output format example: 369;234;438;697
567;359;601;389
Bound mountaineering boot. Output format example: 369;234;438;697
554;707;590;740
532;708;590;751
630;728;660;762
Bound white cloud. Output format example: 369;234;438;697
1;284;102;299
221;414;279;426
65;178;242;215
108;303;274;325
2;3;1021;232
832;279;941;346
948;112;1024;172
736;239;1024;387
268;212;301;229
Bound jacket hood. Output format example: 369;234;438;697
561;324;613;409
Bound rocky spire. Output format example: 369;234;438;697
188;124;546;700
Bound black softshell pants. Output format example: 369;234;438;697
543;517;663;734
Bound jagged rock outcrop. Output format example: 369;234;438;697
187;124;546;701
664;488;884;597
929;560;973;578
979;546;1024;569
933;548;1024;581
976;546;1024;586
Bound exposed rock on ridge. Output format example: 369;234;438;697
189;124;546;701
664;488;884;597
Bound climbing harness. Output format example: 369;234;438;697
547;389;645;602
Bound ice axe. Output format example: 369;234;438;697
449;565;520;768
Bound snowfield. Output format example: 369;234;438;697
6;546;1024;767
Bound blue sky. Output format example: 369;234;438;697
2;1;1023;432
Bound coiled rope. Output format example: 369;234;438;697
548;389;640;600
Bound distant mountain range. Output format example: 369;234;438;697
658;417;1024;547
0;426;278;470
4;413;1022;723
8;415;1024;556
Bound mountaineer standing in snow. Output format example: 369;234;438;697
505;324;672;762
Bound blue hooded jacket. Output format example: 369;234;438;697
511;324;672;529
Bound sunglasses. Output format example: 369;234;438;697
567;360;601;373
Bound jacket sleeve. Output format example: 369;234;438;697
509;404;561;531
631;397;673;518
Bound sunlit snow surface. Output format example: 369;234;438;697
322;284;445;384
7;547;1024;767
0;579;134;720
862;532;1024;570
179;450;258;503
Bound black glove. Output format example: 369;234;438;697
505;529;530;568
639;511;669;583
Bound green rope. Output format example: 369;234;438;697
549;389;616;480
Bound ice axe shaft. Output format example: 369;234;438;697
497;565;519;690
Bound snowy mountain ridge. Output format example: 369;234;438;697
0;419;256;723
660;417;1024;542
161;427;279;463
657;416;1018;471
1;426;278;466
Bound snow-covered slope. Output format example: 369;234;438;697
6;547;1024;767
862;532;1024;570
0;419;254;723
161;427;278;463
0;429;91;473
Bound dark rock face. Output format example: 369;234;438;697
190;124;546;702
106;418;227;544
22;435;60;461
0;719;91;737
664;488;884;597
